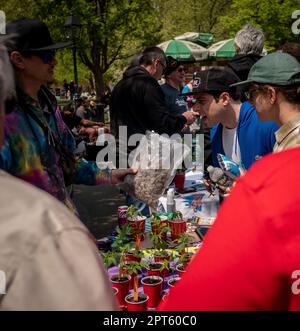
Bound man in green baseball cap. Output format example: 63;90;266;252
231;52;300;152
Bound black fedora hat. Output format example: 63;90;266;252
5;18;71;51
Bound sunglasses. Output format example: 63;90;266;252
23;50;56;64
177;67;185;73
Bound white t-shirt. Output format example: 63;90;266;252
222;126;241;164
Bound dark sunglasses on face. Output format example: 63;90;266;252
23;49;56;64
177;67;185;73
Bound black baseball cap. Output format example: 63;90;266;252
164;56;181;76
180;68;240;96
4;18;71;52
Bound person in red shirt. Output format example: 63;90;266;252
159;147;300;310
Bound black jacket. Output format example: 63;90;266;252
227;54;262;102
110;66;186;139
227;54;262;81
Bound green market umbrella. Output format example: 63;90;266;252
174;32;214;47
157;39;208;61
208;39;236;58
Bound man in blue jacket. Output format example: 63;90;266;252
183;68;278;170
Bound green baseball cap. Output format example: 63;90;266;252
231;52;300;87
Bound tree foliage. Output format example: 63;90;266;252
1;0;162;97
1;0;299;94
219;0;300;49
154;0;233;41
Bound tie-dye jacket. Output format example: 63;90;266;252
0;86;111;212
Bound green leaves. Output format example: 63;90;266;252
101;251;118;268
122;260;147;275
173;211;183;220
219;0;300;48
126;204;139;220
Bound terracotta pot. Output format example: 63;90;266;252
128;216;146;241
168;218;187;241
147;262;164;278
141;276;163;308
125;293;149;311
174;173;185;190
110;274;131;308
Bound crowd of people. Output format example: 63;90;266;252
0;16;300;311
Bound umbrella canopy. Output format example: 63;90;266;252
208;38;268;58
157;39;209;61
208;39;236;58
174;32;214;47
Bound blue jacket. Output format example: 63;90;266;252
210;101;279;169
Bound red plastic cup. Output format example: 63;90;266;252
128;216;146;241
147;262;163;278
174;173;185;190
112;287;118;296
125;293;149;311
141;276;163;308
125;251;142;263
154;254;171;277
176;264;187;277
118;205;128;228
168;219;187;241
110;274;131;307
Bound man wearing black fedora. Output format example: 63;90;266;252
0;18;135;213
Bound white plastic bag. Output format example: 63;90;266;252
119;131;190;208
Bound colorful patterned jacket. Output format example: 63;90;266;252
0;86;110;212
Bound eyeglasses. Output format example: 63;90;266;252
23;50;56;64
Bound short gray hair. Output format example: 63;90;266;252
234;24;265;55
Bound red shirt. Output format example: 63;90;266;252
159;147;300;311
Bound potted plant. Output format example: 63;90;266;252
124;261;149;311
126;204;146;241
168;211;187;241
151;213;169;242
124;232;144;263
149;216;172;277
102;250;131;308
174;233;195;275
102;225;132;307
123;237;144;289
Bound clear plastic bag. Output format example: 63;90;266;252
119;131;190;208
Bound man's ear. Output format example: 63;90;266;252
219;92;230;106
10;51;26;69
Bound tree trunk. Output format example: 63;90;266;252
93;68;105;102
88;73;95;93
